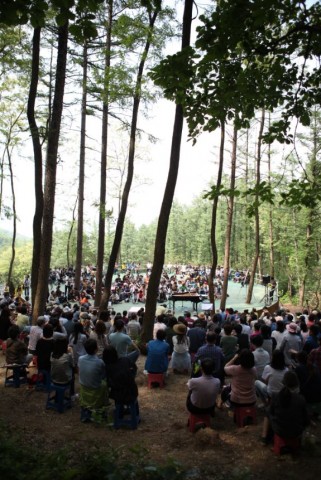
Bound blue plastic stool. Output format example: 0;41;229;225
46;383;72;413
5;364;29;388
36;370;51;392
113;400;140;429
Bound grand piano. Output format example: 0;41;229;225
168;291;204;312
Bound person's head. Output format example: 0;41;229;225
99;310;110;322
168;316;178;328
156;329;166;341
206;332;216;344
8;324;20;340
270;349;286;370
251;334;264;348
114;318;125;331
36;316;46;328
20;306;28;315
223;323;233;335
309;324;319;337
233;324;242;335
43;323;54;339
84;338;98;355
94;320;107;336
288;322;298;334
173;323;187;336
238;349;255;369
283;372;299;391
260;324;271;339
276;320;285;333
52;337;68;358
102;345;118;364
201;357;215;376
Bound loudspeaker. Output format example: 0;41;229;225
262;275;271;286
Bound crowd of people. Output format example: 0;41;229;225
0;279;320;446
2;263;265;308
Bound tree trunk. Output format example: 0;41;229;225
32;20;68;321
74;41;88;291
95;0;113;308
220;121;237;311
6;146;16;285
27;27;44;307
142;0;194;342
246;109;265;304
67;195;78;267
100;6;160;310
208;121;225;310
267;113;275;278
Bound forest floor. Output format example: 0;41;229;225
0;351;320;480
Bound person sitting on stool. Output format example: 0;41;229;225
186;357;221;415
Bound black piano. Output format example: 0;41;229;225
168;292;203;312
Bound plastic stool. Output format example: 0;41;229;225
273;434;301;455
114;400;140;429
234;405;257;427
188;412;211;433
5;364;29;388
36;369;51;392
147;373;165;388
46;383;72;413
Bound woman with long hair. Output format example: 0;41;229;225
69;322;87;368
169;323;191;374
89;320;108;358
255;349;288;405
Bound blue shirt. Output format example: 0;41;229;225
145;339;169;373
78;354;105;389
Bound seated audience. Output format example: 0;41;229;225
145;329;170;374
186;358;221;415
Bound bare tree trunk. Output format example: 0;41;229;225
27;27;44;307
95;0;113;308
246;109;265;304
32;20;68;321
208;121;225;311
74;41;88;291
267;113;275;278
67;195;78;267
220;121;237;311
6;146;16;285
142;0;194;342
100;6;160;310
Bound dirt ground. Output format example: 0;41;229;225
0;352;321;480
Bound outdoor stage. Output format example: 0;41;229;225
111;280;276;316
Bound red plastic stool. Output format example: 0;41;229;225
188;412;211;433
147;373;165;389
234;405;257;427
273;434;301;455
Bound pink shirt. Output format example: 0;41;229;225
224;365;257;404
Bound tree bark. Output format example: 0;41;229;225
208;121;225;311
32;20;69;321
6;146;16;285
246;109;265;304
142;0;194;342
27;27;44;307
95;0;113;308
100;6;160;310
74;41;88;291
220;121;237;311
67;195;78;267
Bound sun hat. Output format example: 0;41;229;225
288;323;297;333
173;323;187;335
